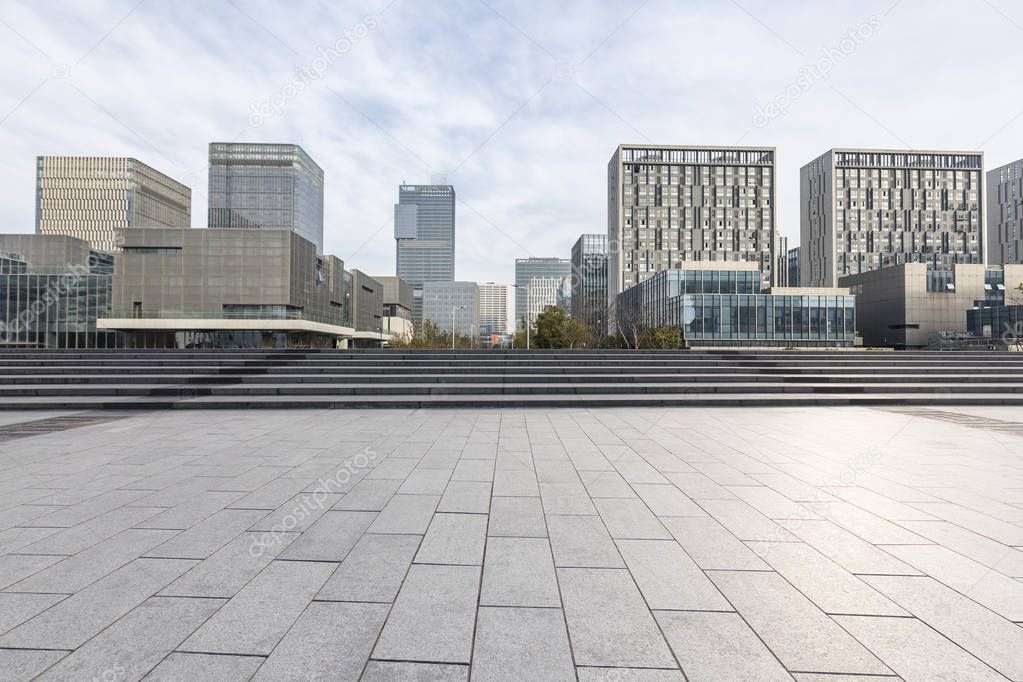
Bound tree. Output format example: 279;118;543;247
532;305;569;349
563;317;590;349
391;320;475;349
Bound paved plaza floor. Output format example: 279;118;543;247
2;406;1023;680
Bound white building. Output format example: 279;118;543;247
478;283;509;343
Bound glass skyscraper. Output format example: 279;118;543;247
514;257;571;328
394;183;456;324
208;143;325;253
571;234;608;335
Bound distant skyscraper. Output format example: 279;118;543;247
514;257;571;327
776;235;788;288
208;142;325;252
422;281;478;340
478;283;509;342
787;246;800;287
800;148;984;287
988;158;1023;264
607;144;776;300
571;234;608;334
35;156;191;253
395;183;456;325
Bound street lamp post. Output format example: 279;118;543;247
510;283;531;350
451;305;466;350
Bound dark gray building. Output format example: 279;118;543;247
349;269;383;337
0;234;118;348
787;246;800;287
514;257;571;328
208;143;325;253
422;281;479;340
36;156;191;253
102;228;347;348
571;234;608;335
988;158;1023;265
394;183;456;324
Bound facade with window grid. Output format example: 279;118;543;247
801;149;984;288
607;145;776;302
35;156;191;253
571;233;608;335
394;184;456;326
988;158;1023;265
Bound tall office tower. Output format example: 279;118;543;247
35;156;191;253
776;235;789;288
988;159;1023;265
478;283;508;342
800;149;984;287
208;143;325;253
787;246;800;287
422;281;479;339
571;234;608;334
394;183;456;325
607;144;776;300
514;257;571;327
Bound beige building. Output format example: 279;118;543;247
36;156;191;253
840;263;1023;348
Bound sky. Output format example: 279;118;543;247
1;0;1022;285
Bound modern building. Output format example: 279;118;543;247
36;156;191;253
478;283;509;346
607;145;776;301
840;263;1023;348
99;228;357;348
208;143;325;253
988;158;1023;265
801;149;984;288
377;276;413;342
787;246;801;287
571;234;608;336
348;269;383;339
0;234;118;348
514;257;571;328
614;261;855;347
776;235;788;288
394;183;456;324
968;305;1023;344
422;280;479;341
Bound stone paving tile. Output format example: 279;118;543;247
488;495;546;537
594;498;672;539
143;652;264;681
363;661;469;681
438;480;492;513
655;610;792;681
471;606;575;681
492;469;539;497
558;567;676;668
146;508;267;560
278;510;376;562
0;592;66;635
317;533;421;602
415;512;488;565
0;553;65;590
632;483;706;517
333;477;401;510
547;514;624;568
368;494;440;534
480;536;560;607
616;539;731;611
778;519;920;575
0;649;67;681
661;516;768;570
160;531;298;598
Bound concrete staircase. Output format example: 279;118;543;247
1;349;1022;408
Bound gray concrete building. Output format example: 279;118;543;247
349;269;383;337
571;234;608;336
0;234;117;348
101;228;352;348
36;156;191;253
801;149;984;288
608;145;776;300
988;158;1023;265
840;263;1023;348
514;257;571;328
422;280;479;340
776;235;789;288
394;183;456;325
376;276;413;342
208;143;325;253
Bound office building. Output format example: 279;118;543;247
208;143;325;253
36;156;191;253
394;183;456;324
787;246;801;287
571;234;608;335
377;276;413;342
100;228;355;348
349;269;383;338
514;257;571;327
614;261;855;348
988;158;1023;265
478;283;509;345
776;236;789;288
801;149;984;287
608;145;776;301
841;263;1023;348
422;281;479;340
0;234;118;348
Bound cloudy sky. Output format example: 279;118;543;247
1;0;1021;283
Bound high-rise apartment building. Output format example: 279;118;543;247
607;145;776;300
988;158;1023;265
35;156;191;253
514;257;571;327
422;281;479;340
776;235;789;289
478;283;508;343
208;142;325;253
394;183;456;325
800;148;984;287
571;234;608;334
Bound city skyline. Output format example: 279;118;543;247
4;2;1023;286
